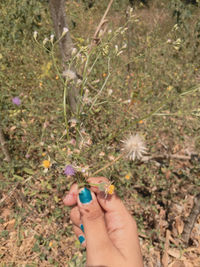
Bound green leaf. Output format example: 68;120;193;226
23;168;35;175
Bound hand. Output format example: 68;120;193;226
63;177;144;267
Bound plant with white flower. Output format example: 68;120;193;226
62;27;69;36
43;37;49;46
33;31;38;40
50;34;55;43
122;134;147;161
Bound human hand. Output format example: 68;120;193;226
63;177;144;267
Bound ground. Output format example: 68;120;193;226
0;0;200;266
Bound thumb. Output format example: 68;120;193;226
77;188;120;265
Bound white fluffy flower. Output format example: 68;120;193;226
122;134;147;161
62;69;76;80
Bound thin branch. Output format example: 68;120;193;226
92;0;114;44
181;193;200;244
142;153;197;162
0;127;11;162
91;153;124;176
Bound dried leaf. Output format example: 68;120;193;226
175;216;184;235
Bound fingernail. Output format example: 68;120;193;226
80;224;84;233
78;235;85;244
79;188;92;204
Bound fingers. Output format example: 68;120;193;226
88;177;128;214
88;177;143;266
73;225;86;247
77;187;121;265
63;183;78;206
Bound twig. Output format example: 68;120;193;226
162;230;170;267
142;153;196;162
91;153;124;176
0;182;19;206
0;176;33;207
92;0;113;45
181;193;200;244
0;126;11;162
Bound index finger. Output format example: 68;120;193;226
63;183;79;206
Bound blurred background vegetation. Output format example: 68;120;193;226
0;0;200;266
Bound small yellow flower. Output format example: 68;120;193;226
39;82;43;87
56;75;59;80
103;73;107;77
107;184;115;195
138;120;143;124
49;241;53;247
42;152;46;156
42;160;50;168
167;85;173;91
125;173;131;180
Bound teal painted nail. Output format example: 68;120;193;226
80;224;84;232
79;188;92;204
78;235;85;244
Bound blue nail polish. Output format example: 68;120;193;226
80;224;84;232
78;235;85;244
79;188;92;204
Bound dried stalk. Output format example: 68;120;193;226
92;0;113;45
181;193;200;244
0;126;11;162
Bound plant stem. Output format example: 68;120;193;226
91;153;124;176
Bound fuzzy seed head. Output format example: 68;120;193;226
122;134;147;161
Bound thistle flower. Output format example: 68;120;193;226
12;97;21;106
43;160;51;168
122;134;147;161
64;165;75;176
93;182;115;197
62;69;76;80
106;184;115;195
125;173;131;180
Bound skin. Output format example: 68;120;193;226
63;177;144;267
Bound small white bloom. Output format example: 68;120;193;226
108;89;113;96
69;118;78;127
108;29;112;34
50;34;55;43
43;37;49;45
115;45;118;53
71;47;77;56
122;134;147;161
33;31;38;39
99;29;104;37
62;69;76;80
77;79;82;85
62;27;69;36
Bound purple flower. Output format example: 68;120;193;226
12;97;21;106
64;165;75;176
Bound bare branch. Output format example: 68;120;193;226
181;193;200;244
0;127;11;162
92;0;113;46
49;0;79;113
